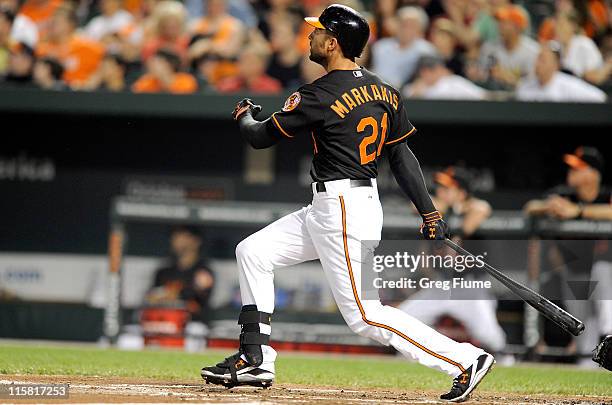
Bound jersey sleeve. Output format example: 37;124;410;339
268;85;323;139
386;95;417;146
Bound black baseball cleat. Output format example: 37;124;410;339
201;352;275;389
440;353;495;402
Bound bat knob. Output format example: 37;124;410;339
573;322;586;336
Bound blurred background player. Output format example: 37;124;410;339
525;147;611;220
147;225;215;325
525;147;612;361
398;166;507;356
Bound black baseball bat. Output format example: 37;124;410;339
444;238;585;337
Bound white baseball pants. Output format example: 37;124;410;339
235;179;484;377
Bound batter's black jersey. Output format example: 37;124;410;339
267;68;416;182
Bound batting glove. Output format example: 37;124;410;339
232;98;262;121
420;211;450;240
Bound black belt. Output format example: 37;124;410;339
315;179;372;193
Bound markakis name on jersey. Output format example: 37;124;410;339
330;85;399;119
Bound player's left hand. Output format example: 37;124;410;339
420;211;450;240
232;98;262;121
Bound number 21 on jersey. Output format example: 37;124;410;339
358;113;388;165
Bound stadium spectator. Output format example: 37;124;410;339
404;55;487;100
429;17;464;76
266;19;302;89
188;0;244;85
372;0;399;40
35;6;105;86
149;226;215;324
0;41;34;86
538;0;608;42
18;0;62;33
80;52;128;91
371;6;435;88
516;41;606;103
132;48;197;93
554;12;604;84
294;1;325;54
444;0;499;49
184;0;256;28
477;5;539;89
142;1;189;62
0;0;38;47
0;6;13;75
32;55;66;89
593;32;612;85
257;0;302;41
83;0;134;42
215;44;281;94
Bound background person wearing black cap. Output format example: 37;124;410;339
525;146;611;220
432;166;492;240
525;147;611;362
148;225;215;324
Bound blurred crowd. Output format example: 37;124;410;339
0;0;611;101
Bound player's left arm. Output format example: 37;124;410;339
386;142;449;240
385;94;448;240
232;98;280;149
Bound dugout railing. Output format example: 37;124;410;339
105;196;612;353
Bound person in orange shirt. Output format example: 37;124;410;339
538;0;608;42
141;0;189;62
188;0;243;84
132;48;197;93
35;6;104;85
215;45;281;94
18;0;62;34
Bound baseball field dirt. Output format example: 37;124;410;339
1;344;610;404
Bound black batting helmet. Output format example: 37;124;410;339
305;4;370;59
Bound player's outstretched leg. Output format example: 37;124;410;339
201;305;276;388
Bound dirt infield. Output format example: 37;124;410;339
0;375;608;405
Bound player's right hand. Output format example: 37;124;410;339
420;211;449;240
232;98;262;121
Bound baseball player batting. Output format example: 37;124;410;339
201;4;495;402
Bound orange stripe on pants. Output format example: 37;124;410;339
339;195;465;373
